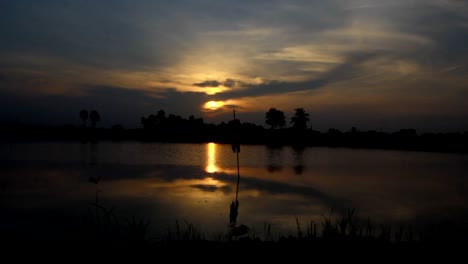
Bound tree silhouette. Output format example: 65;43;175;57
265;108;286;129
156;109;166;124
290;108;310;130
79;110;88;128
141;114;156;129
89;110;101;128
141;109;167;129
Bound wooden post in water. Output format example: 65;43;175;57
229;109;241;229
229;109;250;237
234;109;240;202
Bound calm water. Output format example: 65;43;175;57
1;142;468;240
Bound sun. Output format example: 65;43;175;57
205;101;224;110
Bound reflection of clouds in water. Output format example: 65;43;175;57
237;176;344;210
190;184;232;193
1;160;341;212
188;176;232;194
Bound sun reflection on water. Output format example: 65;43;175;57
206;142;218;173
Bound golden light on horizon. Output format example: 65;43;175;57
204;101;224;110
205;87;224;95
206;142;219;173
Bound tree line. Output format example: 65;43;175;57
1;107;467;153
69;107;468;153
139;107;311;131
134;107;468;153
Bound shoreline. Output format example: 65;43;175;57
1;126;468;154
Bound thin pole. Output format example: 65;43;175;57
233;109;240;202
236;148;240;202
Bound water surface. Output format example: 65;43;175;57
1;142;467;240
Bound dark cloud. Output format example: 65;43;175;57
193;79;244;88
345;1;468;68
0;0;353;72
222;104;242;110
159;88;209;118
213;52;377;100
223;79;246;88
223;79;237;88
0;81;210;127
0;85;152;127
0;0;196;70
193;80;221;87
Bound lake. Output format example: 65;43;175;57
1;141;468;241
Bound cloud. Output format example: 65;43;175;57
211;52;377;100
1;0;468;131
0;82;211;127
0;1;215;72
222;104;242;110
223;79;238;88
193;80;221;87
193;79;245;89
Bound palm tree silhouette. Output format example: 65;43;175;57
265;108;286;129
290;108;310;130
89;110;101;128
80;110;89;128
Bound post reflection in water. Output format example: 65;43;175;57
206;142;219;173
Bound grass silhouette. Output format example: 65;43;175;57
4;201;466;261
73;203;459;248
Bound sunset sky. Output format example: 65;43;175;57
1;0;468;132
